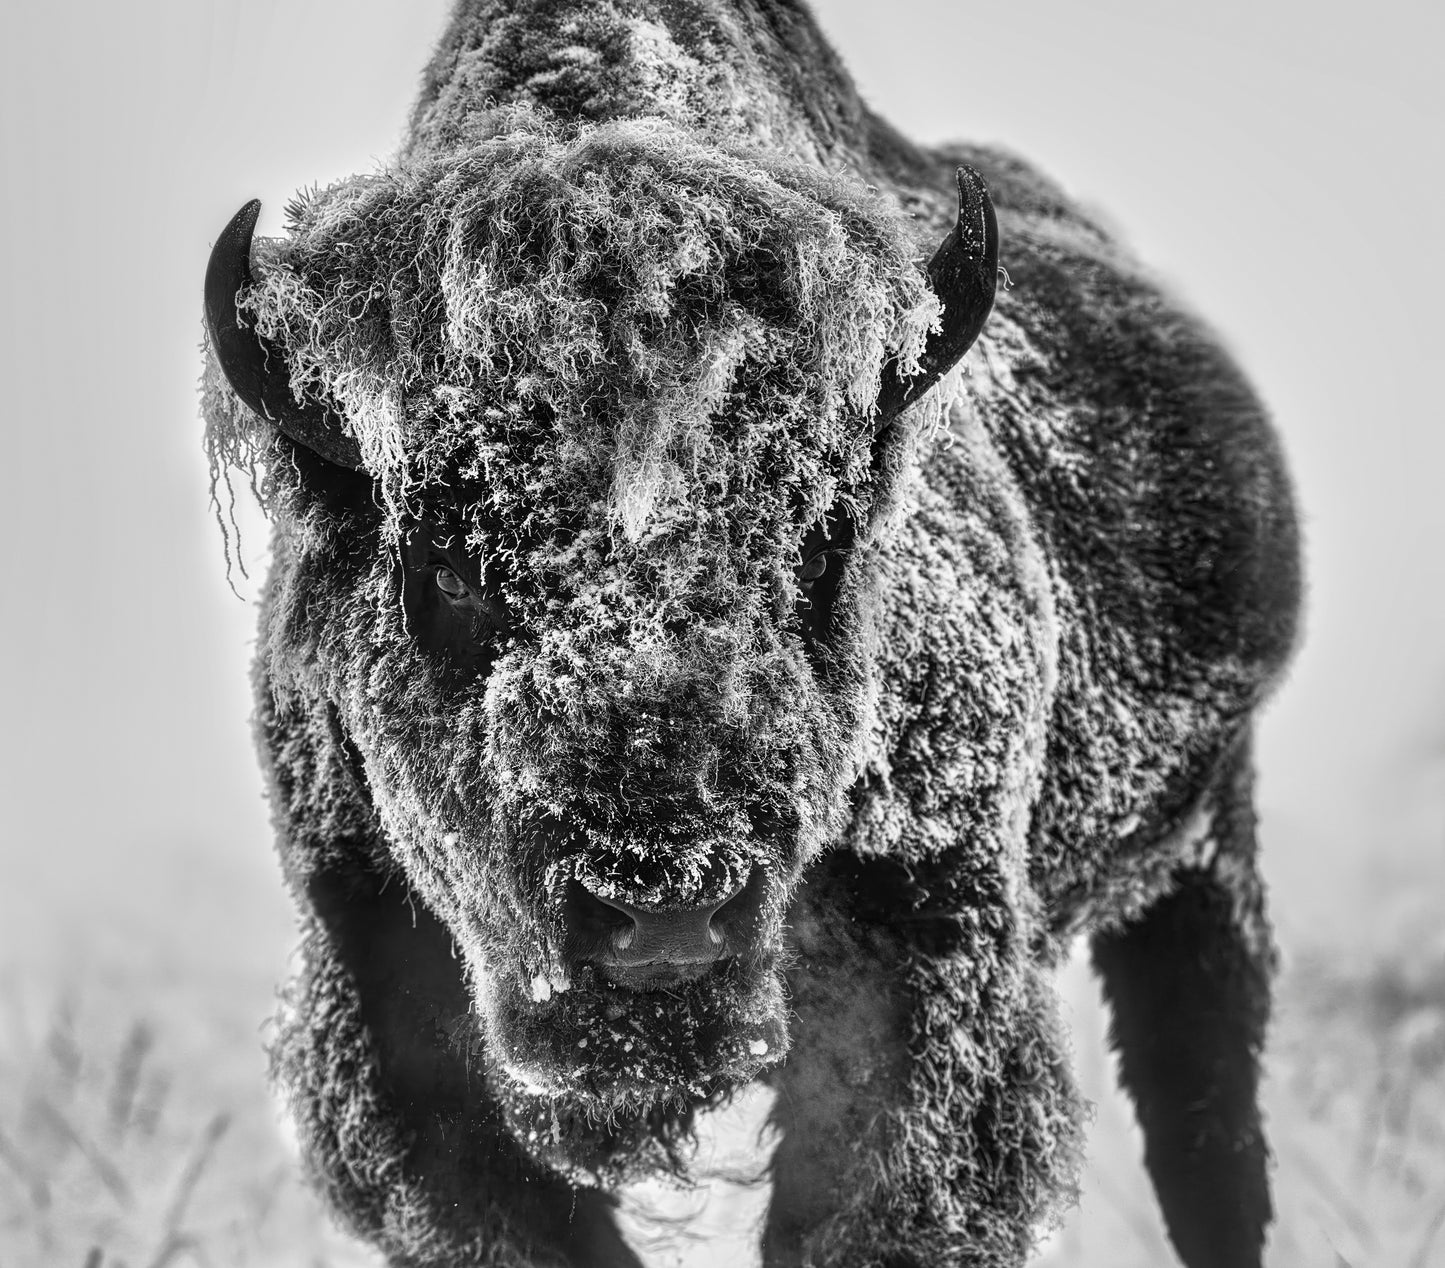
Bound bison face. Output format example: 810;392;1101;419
327;433;874;1113
204;117;994;1124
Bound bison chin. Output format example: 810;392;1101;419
471;953;788;1176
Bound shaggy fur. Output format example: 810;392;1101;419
202;2;1300;1266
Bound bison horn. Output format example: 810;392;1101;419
874;165;999;430
204;200;364;471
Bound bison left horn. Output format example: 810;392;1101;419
873;166;1000;430
204;200;365;471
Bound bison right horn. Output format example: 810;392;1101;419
872;165;1000;432
204;200;365;471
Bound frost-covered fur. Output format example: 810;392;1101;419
202;2;1300;1266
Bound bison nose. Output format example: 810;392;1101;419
563;871;762;988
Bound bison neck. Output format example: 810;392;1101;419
405;0;926;175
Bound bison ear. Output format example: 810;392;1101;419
205;200;366;471
873;165;999;430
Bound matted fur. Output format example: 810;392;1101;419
208;110;941;533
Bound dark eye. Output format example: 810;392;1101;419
435;566;469;600
793;508;856;670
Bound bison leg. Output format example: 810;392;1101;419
275;870;643;1268
763;851;1084;1268
1090;743;1274;1268
259;693;640;1268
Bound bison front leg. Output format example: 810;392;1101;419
1091;740;1274;1268
764;852;1084;1268
273;870;643;1268
259;695;641;1268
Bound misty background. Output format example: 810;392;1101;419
0;0;1440;1262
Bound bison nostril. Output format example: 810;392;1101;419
563;878;637;958
707;867;767;944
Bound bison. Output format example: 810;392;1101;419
201;1;1300;1265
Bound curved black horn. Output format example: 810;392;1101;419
874;166;999;430
204;200;364;470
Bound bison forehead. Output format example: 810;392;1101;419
217;110;940;539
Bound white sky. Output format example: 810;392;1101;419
0;0;1440;981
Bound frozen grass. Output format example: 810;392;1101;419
1266;951;1445;1267
1038;946;1445;1268
0;975;376;1268
2;941;1441;1267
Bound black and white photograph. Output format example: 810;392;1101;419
1;2;1440;1265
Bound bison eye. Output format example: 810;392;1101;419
794;509;855;666
799;553;829;584
434;566;469;600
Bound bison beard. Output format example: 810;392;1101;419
202;2;1299;1266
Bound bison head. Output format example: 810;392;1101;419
203;115;995;1143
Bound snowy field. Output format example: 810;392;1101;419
2;0;1441;1264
